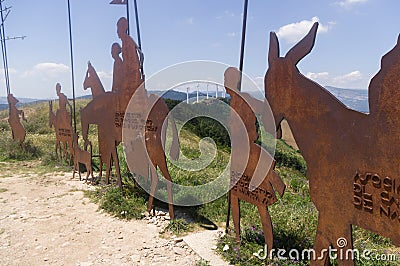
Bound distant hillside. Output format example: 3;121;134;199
325;86;369;113
150;90;208;101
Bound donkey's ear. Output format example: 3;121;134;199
268;32;280;65
285;22;318;65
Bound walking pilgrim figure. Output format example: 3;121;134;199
7;93;27;148
225;67;285;249
48;83;73;161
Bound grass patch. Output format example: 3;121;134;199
165;218;192;236
84;177;147;220
0;188;7;193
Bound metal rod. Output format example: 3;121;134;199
126;0;130;35
238;0;249;92
133;0;144;79
133;0;142;49
226;0;249;234
67;0;76;133
0;0;10;95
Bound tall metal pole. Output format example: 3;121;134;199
133;0;144;79
133;0;142;49
67;0;76;132
238;0;249;92
226;0;249;234
126;0;130;35
0;1;10;95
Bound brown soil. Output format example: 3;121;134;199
0;165;201;265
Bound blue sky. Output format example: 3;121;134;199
1;0;399;99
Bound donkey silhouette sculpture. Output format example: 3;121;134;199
265;22;400;265
7;94;27;148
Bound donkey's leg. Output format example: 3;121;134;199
156;159;175;220
312;215;333;266
147;166;159;215
333;224;354;266
257;206;273;252
231;194;241;243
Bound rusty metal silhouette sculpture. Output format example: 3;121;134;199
7;93;27;148
265;22;400;265
72;131;93;183
224;67;285;249
49;83;73;161
83;61;107;178
80;18;179;220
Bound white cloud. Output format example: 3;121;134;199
277;17;333;44
22;62;69;78
333;71;363;84
227;32;237;38
306;71;330;81
336;0;368;8
97;70;112;80
216;10;235;20
306;70;364;88
185;17;194;25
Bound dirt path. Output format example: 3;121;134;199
0;168;202;265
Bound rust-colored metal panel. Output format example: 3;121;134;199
49;83;73;161
7;93;27;148
265;22;400;265
80;18;178;220
224;67;285;249
72;131;93;182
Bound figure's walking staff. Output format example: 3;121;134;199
67;0;77;133
226;0;249;234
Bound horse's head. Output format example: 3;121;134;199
7;93;18;106
83;61;93;91
264;22;318;134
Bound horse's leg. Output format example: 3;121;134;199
257;206;273;252
111;146;122;191
105;153;112;185
156;159;175;220
69;142;73;165
56;141;60;160
147;165;159;215
312;215;333;266
73;159;76;180
231;194;240;243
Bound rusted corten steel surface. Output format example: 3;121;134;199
7;93;27;148
49;83;73;161
80;17;178;219
225;67;285;249
265;22;400;265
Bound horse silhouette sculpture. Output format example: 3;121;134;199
80;61;180;219
49;100;73;161
83;61;108;178
265;22;400;265
7;94;27;148
224;67;285;249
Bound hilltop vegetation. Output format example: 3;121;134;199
0;99;398;265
